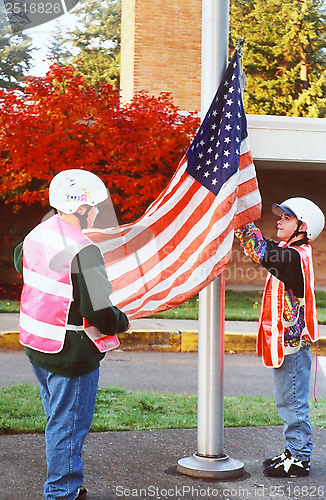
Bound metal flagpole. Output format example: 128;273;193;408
177;0;244;478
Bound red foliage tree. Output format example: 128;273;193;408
0;64;200;221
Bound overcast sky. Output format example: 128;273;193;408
24;11;79;76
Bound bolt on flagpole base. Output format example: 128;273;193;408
177;453;245;479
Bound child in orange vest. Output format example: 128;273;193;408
235;197;324;477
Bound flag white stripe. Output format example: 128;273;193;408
236;189;262;214
240;136;250;155
238;162;256;183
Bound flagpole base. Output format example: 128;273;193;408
177;453;245;479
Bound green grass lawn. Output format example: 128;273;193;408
1;384;326;434
150;290;326;324
3;290;326;322
150;291;264;321
0;300;20;313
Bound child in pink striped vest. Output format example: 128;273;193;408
15;170;129;499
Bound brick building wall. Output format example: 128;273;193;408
121;0;202;111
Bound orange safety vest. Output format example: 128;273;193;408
257;244;319;368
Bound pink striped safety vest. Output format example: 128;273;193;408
20;215;93;353
257;244;319;368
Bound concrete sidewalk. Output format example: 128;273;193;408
2;426;326;500
1;313;326;354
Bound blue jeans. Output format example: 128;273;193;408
273;346;312;460
32;365;100;500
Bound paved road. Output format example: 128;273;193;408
1;349;326;399
2;313;326;397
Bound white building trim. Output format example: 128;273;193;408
248;115;326;169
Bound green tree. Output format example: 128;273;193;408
230;0;326;117
48;0;120;88
46;21;73;64
0;6;33;90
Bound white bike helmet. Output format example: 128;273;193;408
49;169;108;214
272;197;325;241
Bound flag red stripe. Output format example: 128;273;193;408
234;201;261;229
109;190;237;299
238;177;260;198
239;151;253;170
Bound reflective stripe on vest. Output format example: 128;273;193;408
257;244;319;368
20;215;92;353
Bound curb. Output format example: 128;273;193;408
1;330;326;354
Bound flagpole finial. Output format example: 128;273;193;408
236;36;245;57
235;37;246;97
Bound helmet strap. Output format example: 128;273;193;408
74;206;93;230
286;221;308;245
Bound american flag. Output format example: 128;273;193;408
87;49;261;319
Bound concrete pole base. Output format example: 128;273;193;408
177;453;245;479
